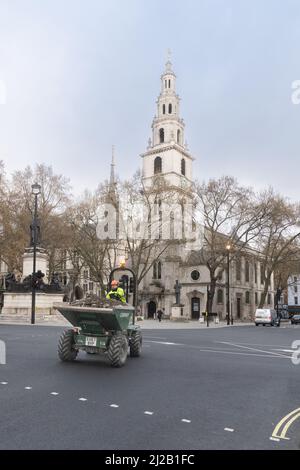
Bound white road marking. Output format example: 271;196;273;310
50;392;59;396
145;340;182;346
144;411;154;415
224;427;234;432
273;349;294;353
1;381;8;385
144;341;291;359
110;404;119;408
269;437;280;442
217;342;289;359
78;397;87;401
181;419;191;423
25;386;32;390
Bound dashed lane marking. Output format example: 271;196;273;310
78;397;88;401
1;381;8;385
25;386;32;390
144;411;154;415
110;404;119;408
217;341;289;359
181;419;191;423
224;428;234;432
50;392;59;396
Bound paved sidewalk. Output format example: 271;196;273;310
0;314;252;328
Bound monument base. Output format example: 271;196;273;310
1;292;64;317
22;246;48;282
170;305;188;322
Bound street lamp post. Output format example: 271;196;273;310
31;183;41;325
226;244;232;325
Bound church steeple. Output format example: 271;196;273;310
150;52;185;148
141;54;193;189
110;145;116;187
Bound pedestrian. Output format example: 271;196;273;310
157;309;163;322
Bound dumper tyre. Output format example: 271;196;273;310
107;333;128;367
58;329;78;362
130;330;142;357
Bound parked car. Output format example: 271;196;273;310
254;309;280;326
291;314;300;325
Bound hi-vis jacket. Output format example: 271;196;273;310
106;287;126;303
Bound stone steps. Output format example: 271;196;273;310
0;313;68;324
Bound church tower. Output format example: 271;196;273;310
141;55;194;190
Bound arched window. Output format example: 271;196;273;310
162;104;165;114
165;80;167;89
177;129;180;144
168;103;172;114
157;261;162;279
170;211;175;239
181;158;186;176
168;79;171;88
159;128;164;143
153;263;157;279
245;260;250;282
154;156;162;174
217;289;224;304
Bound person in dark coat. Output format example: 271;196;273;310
157;309;163;322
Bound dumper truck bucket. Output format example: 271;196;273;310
54;303;135;334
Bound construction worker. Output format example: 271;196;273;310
106;280;126;303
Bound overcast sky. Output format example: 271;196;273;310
0;0;299;199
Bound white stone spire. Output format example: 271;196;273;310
110;145;115;186
150;54;185;148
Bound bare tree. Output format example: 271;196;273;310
195;176;266;313
256;189;300;307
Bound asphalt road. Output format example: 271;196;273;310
0;323;300;450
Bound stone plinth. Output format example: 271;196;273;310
1;292;64;316
171;304;188;321
22;247;48;281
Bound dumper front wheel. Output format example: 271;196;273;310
58;329;78;362
130;330;142;357
107;334;128;367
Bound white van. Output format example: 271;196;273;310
254;309;279;326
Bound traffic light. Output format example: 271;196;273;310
129;277;135;293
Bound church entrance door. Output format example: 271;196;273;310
147;301;157;319
191;297;200;320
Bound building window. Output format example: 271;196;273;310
181;158;186;176
268;293;272;305
165;80;167;89
159;128;164;143
255;292;258;305
177;129;180;144
254;264;257;284
168;79;171;88
261;263;265;285
89;282;94;291
217;289;224;304
153;263;157;279
83;270;89;280
83;284;88;293
245;260;250;282
162;104;166;114
154;156;162;174
157;261;162;279
295;297;298;305
245;291;250;304
236;258;241;281
191;270;200;281
168;103;172;114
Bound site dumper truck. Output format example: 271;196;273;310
54;266;142;367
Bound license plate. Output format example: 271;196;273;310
85;337;97;347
